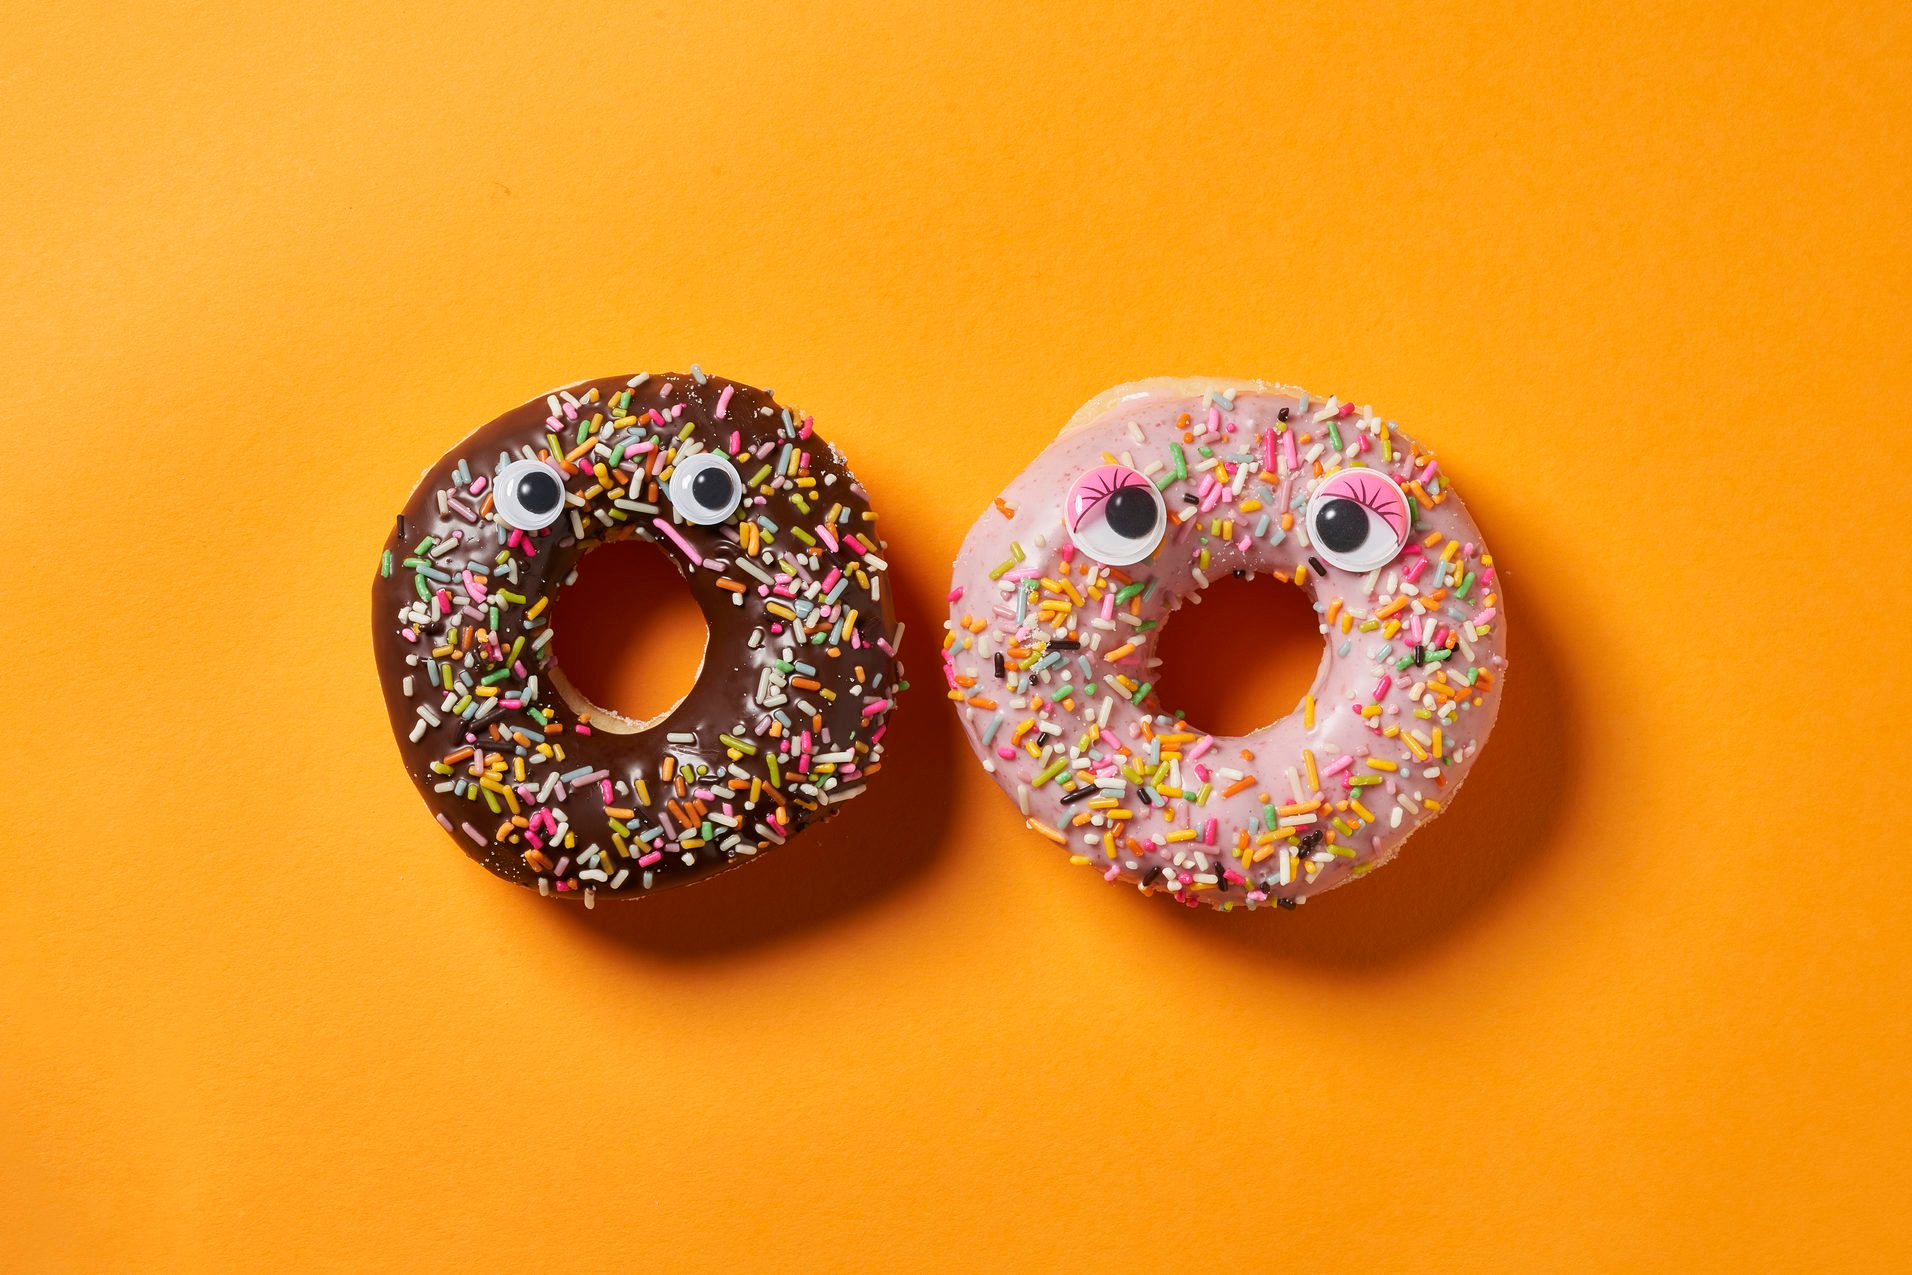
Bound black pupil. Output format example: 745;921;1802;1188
516;469;561;513
1313;497;1370;553
690;466;735;510
1104;485;1157;539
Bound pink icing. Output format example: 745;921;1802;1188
945;380;1509;910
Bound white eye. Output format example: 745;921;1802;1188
494;459;567;531
667;452;744;525
1066;464;1166;566
1305;468;1411;573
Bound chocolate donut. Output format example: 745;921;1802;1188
373;372;903;902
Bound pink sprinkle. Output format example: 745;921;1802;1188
1281;431;1298;472
652;517;704;567
1373;675;1393;702
1206;405;1221;432
1264;430;1279;473
1202;818;1218;845
1186;735;1215;761
468;475;488;496
1323;754;1356;777
638;851;663;867
947;586;964;602
861;698;891;718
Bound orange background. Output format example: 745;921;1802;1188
4;3;1908;1271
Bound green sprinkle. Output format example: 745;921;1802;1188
380;550;393;578
1032;757;1070;786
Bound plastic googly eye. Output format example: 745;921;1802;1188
1305;468;1410;573
494;459;567;531
1066;464;1166;566
667;451;744;526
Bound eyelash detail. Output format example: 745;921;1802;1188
1336;473;1408;533
1070;468;1149;530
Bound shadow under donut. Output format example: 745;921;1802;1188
542;546;956;961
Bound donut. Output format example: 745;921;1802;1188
945;378;1506;910
373;371;903;903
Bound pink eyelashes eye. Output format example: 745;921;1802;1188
1330;472;1409;535
1305;468;1412;573
1066;464;1166;566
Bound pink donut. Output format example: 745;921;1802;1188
945;378;1508;910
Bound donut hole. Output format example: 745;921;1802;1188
1152;572;1325;738
548;537;708;731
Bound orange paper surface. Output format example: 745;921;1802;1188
4;3;1907;1271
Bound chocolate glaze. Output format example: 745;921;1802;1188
372;374;901;900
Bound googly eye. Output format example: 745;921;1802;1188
1066;464;1166;566
1305;468;1411;573
667;451;744;526
493;459;568;531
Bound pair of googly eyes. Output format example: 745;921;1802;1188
493;453;745;531
1064;463;1411;572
